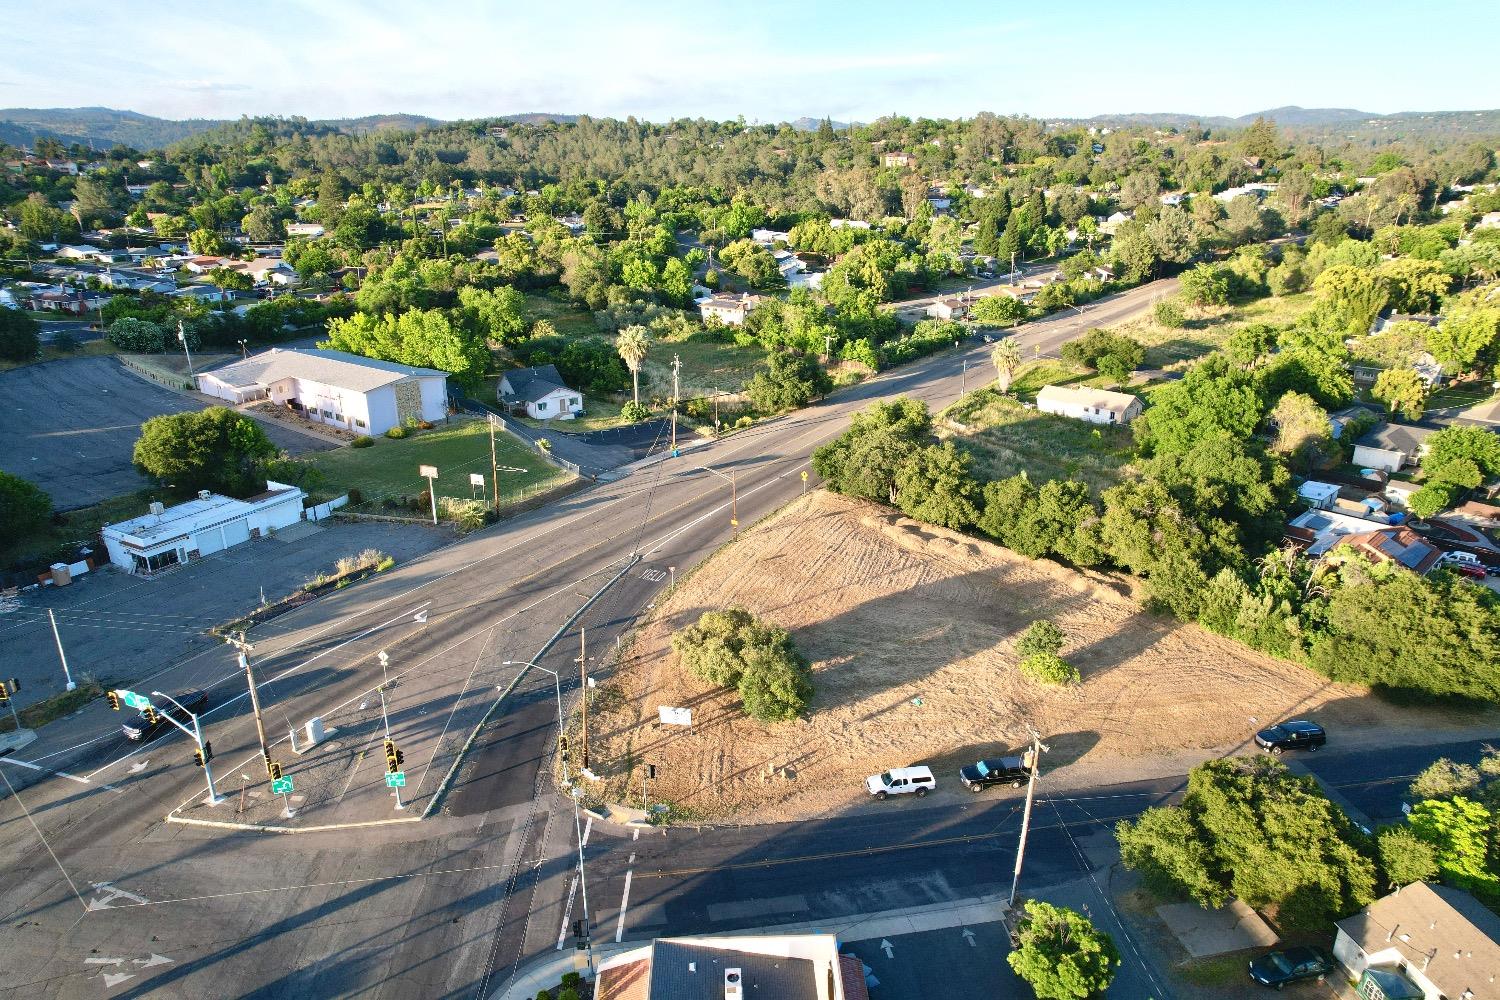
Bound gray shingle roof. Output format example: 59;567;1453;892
202;348;447;393
648;941;818;1000
500;364;571;403
1355;422;1438;454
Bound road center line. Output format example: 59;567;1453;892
615;869;633;943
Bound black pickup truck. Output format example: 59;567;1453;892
958;754;1031;792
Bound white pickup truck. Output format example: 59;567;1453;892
865;766;936;800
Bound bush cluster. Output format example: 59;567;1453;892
671;607;813;722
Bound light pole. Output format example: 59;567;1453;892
376;650;403;810
503;658;595;978
237;338;248;360
696;464;738;532
150;690;222;805
47;609;76;691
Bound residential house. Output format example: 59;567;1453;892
1296;481;1341;510
925;297;969;321
1332;526;1442;575
285;222;325;238
829;219;871;230
927;196;952;213
102;484;307;576
1371;311;1441;335
54;245;102;260
26;286;108;314
228;257;298;287
125;183;151;198
751;228;790;246
1333;882;1500;1000
1353;423;1437;473
1477;211;1500;230
498;364;583;421
1329;404;1381;440
699;293;761;326
183;256;229;274
1159;192;1186;206
196;348;449;435
167;285;238;305
773;248;805;280
882;150;916;168
1285;506;1395;556
594;934;868;1000
1100;211;1133;234
559;214;587;234
1036;385;1144;426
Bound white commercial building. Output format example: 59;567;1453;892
102;484;306;575
595;933;867;1000
196;349;449;436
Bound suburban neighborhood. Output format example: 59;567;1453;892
1;6;1499;1000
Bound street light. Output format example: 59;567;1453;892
696;464;738;531
503;658;595;977
237;338;249;360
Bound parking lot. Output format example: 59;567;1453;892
0;355;332;510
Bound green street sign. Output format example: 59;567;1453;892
271;776;294;795
121;690;151;710
386;772;406;788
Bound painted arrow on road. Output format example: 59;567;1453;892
129;759;150;773
133;954;172;968
880;939;894;959
961;927;976;947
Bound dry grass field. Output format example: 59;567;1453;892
588;491;1490;823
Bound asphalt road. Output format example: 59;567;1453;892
0;275;1230;999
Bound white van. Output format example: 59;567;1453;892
866;766;936;800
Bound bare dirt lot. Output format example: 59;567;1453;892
590;491;1496;824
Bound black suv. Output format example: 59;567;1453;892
1248;946;1333;988
1254;719;1325;755
121;689;209;741
958;755;1030;791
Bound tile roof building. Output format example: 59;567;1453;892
595;934;867;1000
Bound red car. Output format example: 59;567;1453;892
1451;562;1489;580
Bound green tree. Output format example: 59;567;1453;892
323;309;489;385
1179;264;1231;307
972;294;1027;327
458;285;529;346
1006;901;1119;1000
1134;357;1264;457
990;339;1022;393
1407;797;1499;898
0;308;41;362
1409;758;1482;801
615;324;650;405
1371;367;1427;420
892;442;979;529
1424;426;1500;485
1313;264;1389;336
1267;391;1332;469
0;471;52;547
205;267;253;308
671;607;813;722
1016;620;1064;658
1376;826;1439;889
242;204;286;243
813;398;933;504
132;408;276;497
1406;482;1455;520
745;351;831;413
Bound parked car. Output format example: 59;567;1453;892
958;753;1032;792
1248;946;1334;988
1438;550;1482;568
121;689;208;741
1254;719;1326;755
1450;561;1490;580
866;766;936;800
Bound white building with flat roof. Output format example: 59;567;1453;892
102;484;306;575
196;349;448;435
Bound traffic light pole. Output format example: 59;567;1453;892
378;686;404;810
150;691;221;806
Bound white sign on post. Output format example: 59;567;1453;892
658;706;692;727
469;473;485;487
419;465;438;479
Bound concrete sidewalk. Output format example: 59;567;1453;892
491;894;1012;1000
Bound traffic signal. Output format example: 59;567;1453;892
7;678;18;694
558;734;569;755
384;739;403;774
142;706;157;726
107;690;121;711
0;686;8;706
193;742;213;767
268;760;283;781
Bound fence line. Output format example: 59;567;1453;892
118;354;190;390
457;399;584;477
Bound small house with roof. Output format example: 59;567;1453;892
1036;384;1144;426
102;484;306;575
594;933;868;1000
698;293;762;326
1332;526;1442;575
498;364;582;421
1333;882;1500;1000
196;348;449;434
1353;423;1437;473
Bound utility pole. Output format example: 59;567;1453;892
1010;251;1018;287
488;414;501;515
177;320;195;379
228;633;272;775
577;628;590;771
47;609;76;691
961;359;968;396
377;652;403;811
670;354;681;454
1009;725;1050;908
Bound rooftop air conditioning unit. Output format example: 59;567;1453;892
198;490;211;500
724;968;743;1000
149;501;165;515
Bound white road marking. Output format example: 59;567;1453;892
0;756;103;787
615;869;633;943
582;816;593;845
101;973;135;988
133;954;172;968
556;874;580;950
85;957;125;965
632;827;639;841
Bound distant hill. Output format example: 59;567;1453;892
1079;105;1500;134
789;117;852;132
492;113;580;125
320;113;442;134
0;107;227;151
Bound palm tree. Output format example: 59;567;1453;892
991;339;1023;394
617;325;650;405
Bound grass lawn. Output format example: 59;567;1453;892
303;418;571;508
941;384;1137;491
0;489;163;572
522;290;598;338
639;330;766;397
1111;291;1319;369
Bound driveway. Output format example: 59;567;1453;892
0;355;334;510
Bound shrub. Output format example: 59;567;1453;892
52;332;78;352
0;308;40;361
346;487;363;506
375;556;395;571
1060;328;1144;375
620;400;651;423
1377;826;1438;888
556;989;580;1000
351;435;374;448
1409;758;1481;801
1153;298;1186;328
0;471;52;546
419;420;434;430
385;426;407;439
1007;900;1119;1000
1020;652;1080;686
1016;620;1065;658
672;607;813;722
734;415;753;429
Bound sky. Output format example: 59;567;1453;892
4;0;1498;124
